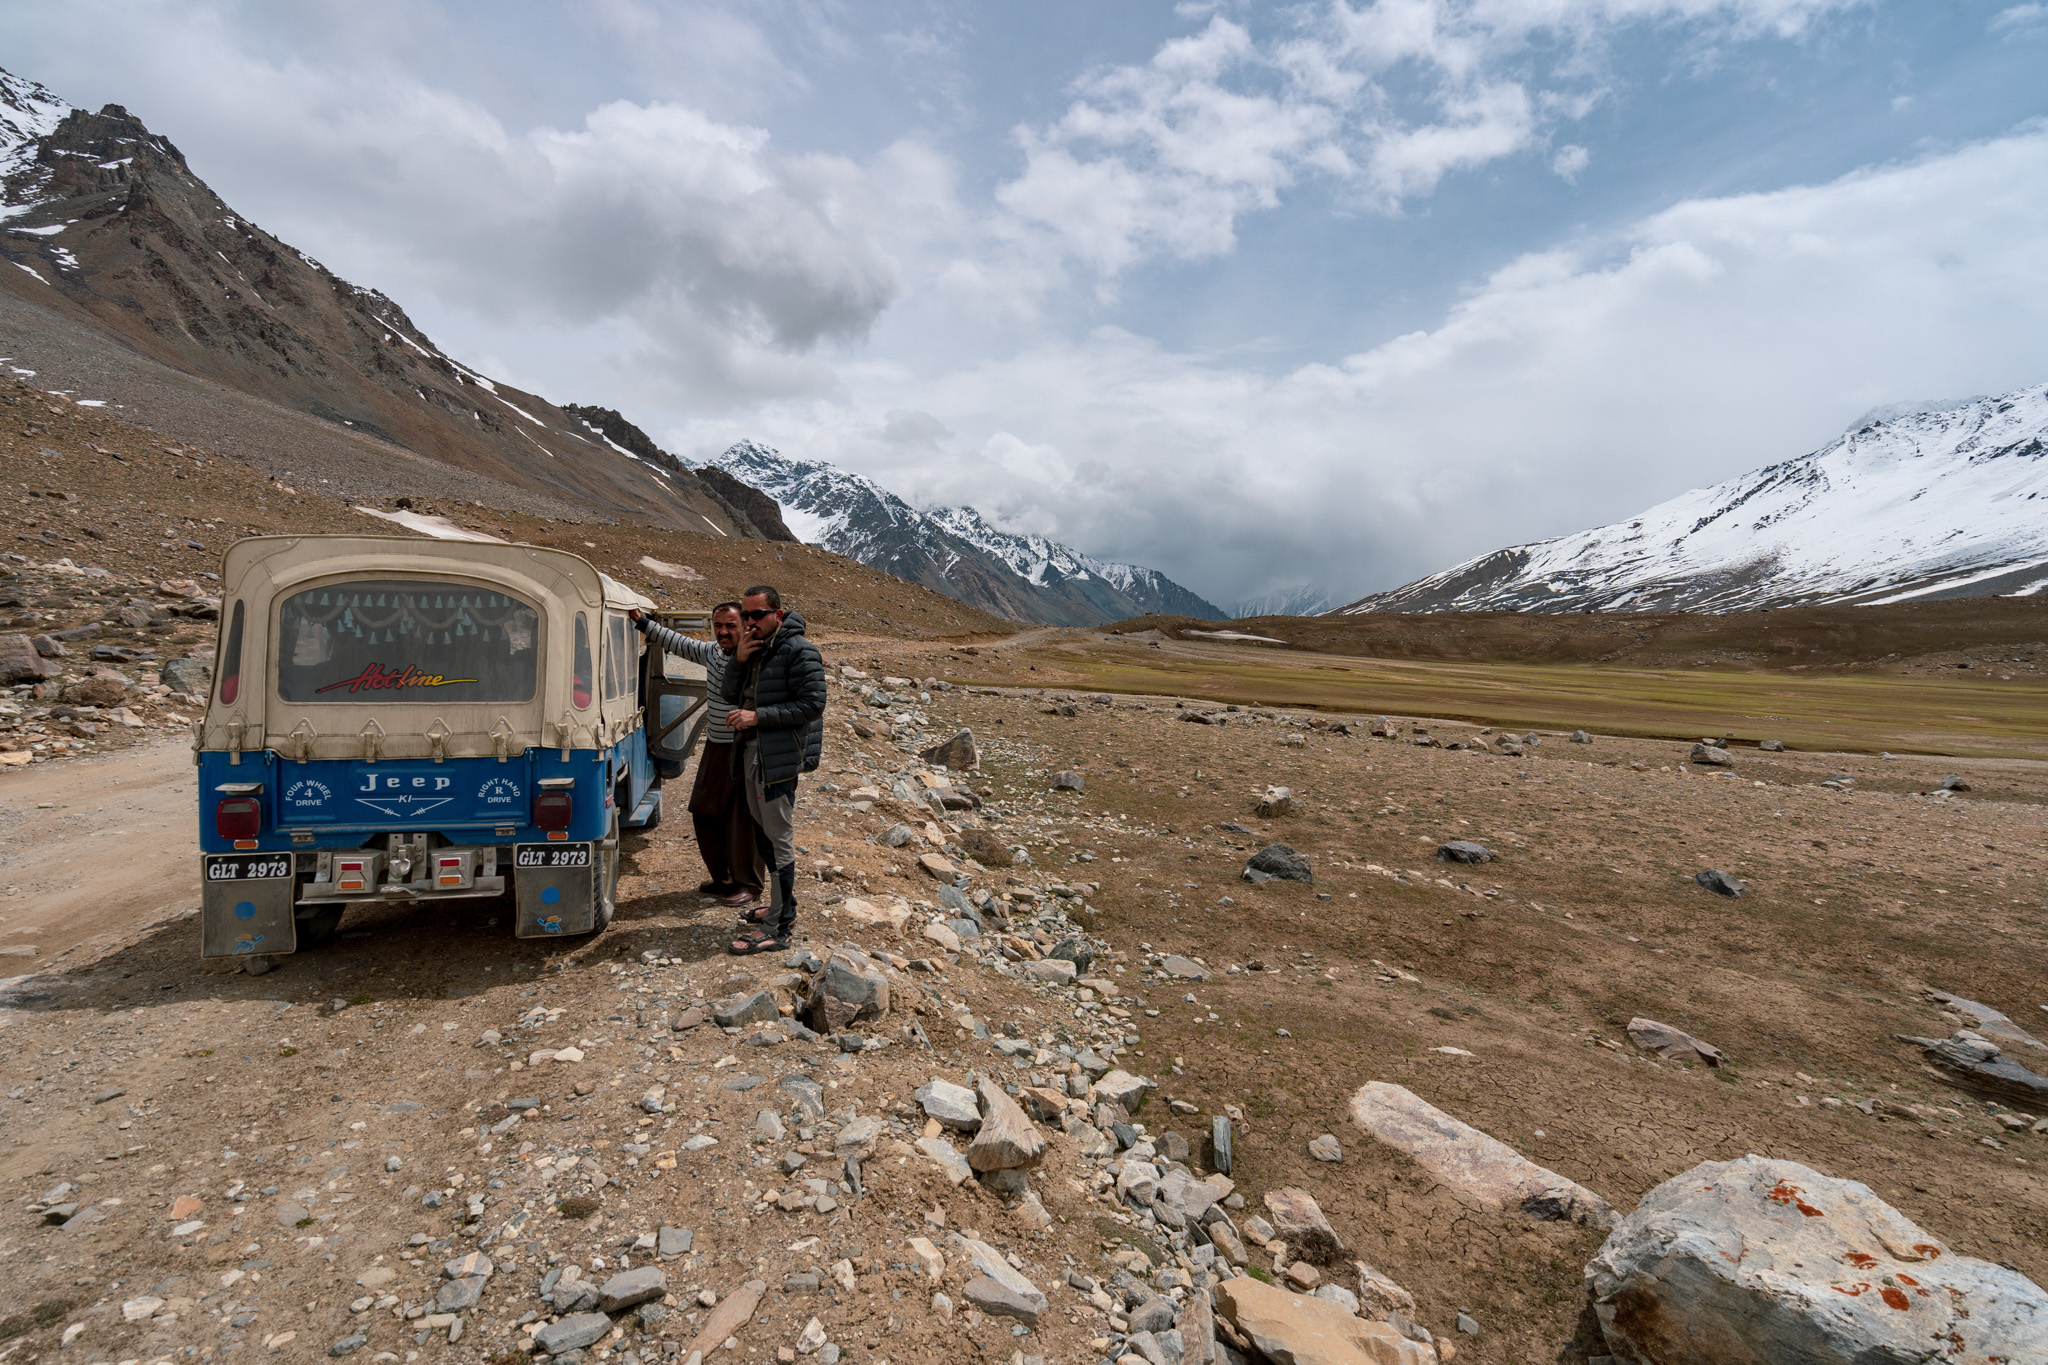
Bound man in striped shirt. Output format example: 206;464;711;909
632;602;763;908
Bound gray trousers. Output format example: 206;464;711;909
741;744;798;932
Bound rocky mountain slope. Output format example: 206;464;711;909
1339;385;2048;614
710;440;1224;626
0;69;782;540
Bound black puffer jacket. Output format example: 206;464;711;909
720;611;826;787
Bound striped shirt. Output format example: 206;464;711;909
638;619;734;746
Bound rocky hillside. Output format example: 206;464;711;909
0;69;781;540
1340;384;2048;614
710;441;1224;626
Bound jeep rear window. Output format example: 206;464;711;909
276;580;540;703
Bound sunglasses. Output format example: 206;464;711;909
740;608;777;621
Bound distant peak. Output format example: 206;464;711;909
1845;394;1994;432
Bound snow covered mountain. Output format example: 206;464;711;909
708;441;1224;625
1232;584;1333;619
1337;386;2048;614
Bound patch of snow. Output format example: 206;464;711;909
13;261;49;285
352;506;504;543
73;398;105;408
10;222;64;236
639;555;703;581
1183;630;1287;644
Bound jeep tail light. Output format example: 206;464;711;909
215;795;261;841
534;790;573;831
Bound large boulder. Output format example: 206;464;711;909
1349;1082;1616;1229
802;948;892;1033
1587;1156;2048;1365
1690;742;1735;768
1213;1274;1435;1365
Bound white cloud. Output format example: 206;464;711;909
1552;142;1591;180
985;0;1869;290
1990;3;2047;31
697;122;2048;604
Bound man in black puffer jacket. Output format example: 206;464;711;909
721;584;826;952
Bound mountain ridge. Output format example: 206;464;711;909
1339;383;2048;615
0;68;785;542
708;440;1225;626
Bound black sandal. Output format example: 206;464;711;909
735;903;774;927
728;928;789;956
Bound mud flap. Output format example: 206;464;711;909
201;874;298;959
515;860;596;938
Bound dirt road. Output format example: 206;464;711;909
0;739;199;978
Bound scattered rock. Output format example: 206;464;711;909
1214;1274;1434;1365
1307;1134;1343;1163
1895;1030;2048;1106
1022;958;1077;985
914;1136;973;1185
920;729;979;770
802;947;892;1032
1942;773;1972;792
1159;954;1210;980
535;1312;612;1355
1050;770;1086;792
917;853;960;881
1588;1156;2048;1365
713;990;781;1029
1349;1081;1618;1228
1254;786;1293;817
1435;840;1493;864
658;1225;693;1257
966;1075;1045;1171
1627;1017;1724;1066
1759;738;1785;751
1095;1069;1156;1112
915;1078;982;1131
839;898;912;935
682;1280;765;1362
956;1236;1048;1326
1690;743;1734;767
1047;935;1095;974
1353;1262;1417;1321
1694;869;1746;898
880;824;914;848
959;829;1013;867
1569;729;1593;744
1243;844;1312;884
597;1266;667;1312
0;633;61;684
1263;1187;1346;1264
161;655;211;695
1212;1114;1233;1175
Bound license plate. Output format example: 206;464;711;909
205;853;294;882
516;843;591;868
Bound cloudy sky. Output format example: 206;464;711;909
12;2;2048;607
